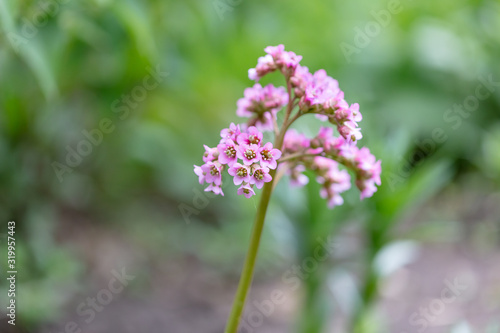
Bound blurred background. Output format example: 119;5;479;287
1;0;499;332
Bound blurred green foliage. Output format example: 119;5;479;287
0;0;499;331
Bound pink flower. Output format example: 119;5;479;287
248;68;258;81
320;188;344;208
249;45;303;81
288;66;365;144
312;156;335;172
220;123;241;142
264;44;302;70
249;165;272;189
290;65;312;96
264;44;285;58
279;50;302;69
355;147;378;173
259;142;282;169
205;183;224;196
323;135;349;155
193;165;205;184
325;168;351;193
194;47;381;206
217;139;238;166
237;144;261;165
236;84;288;132
288;165;309;187
236;91;255;118
283;129;310;153
357;179;378;200
253;112;275;132
301;69;341;109
237;126;263;146
317;127;334;141
201;162;222;186
353;147;382;199
228;163;252;185
237;183;256;198
338;121;362;142
203;145;218;163
371;160;382;186
248;54;275;81
333;103;352;123
316;162;351;208
349;103;362;122
324;92;347;112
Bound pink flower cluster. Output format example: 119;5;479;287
281;127;381;206
248;44;302;81
312;156;351;208
194;123;281;198
195;45;381;208
236;84;288;131
248;45;362;142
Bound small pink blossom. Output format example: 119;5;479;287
324;92;347;111
248;68;258;81
228;163;252;185
357;179;378;200
249;165;272;189
323;135;349;155
320;188;344;208
249;45;302;81
220;123;242;142
354;147;381;199
237;183;256;198
237;126;263;146
283;129;310;153
325;168;351;193
217;139;238;166
201;162;222;186
205;183;224;196
264;44;302;71
333;104;352;123
248;54;275;81
288;165;309;187
193;165;205;184
316;127;334;141
355;147;378;172
236;84;288;132
264;44;285;58
312;156;335;172
237;144;261;165
338;121;362;142
336;140;358;162
259;142;282;169
252;112;275;132
301;69;341;109
203;145;218;163
279;51;302;69
316;163;351;208
349;103;362;122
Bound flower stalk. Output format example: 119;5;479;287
223;91;292;333
194;44;382;332
223;168;276;333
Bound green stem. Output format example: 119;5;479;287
224;122;287;332
224;78;295;333
223;168;276;333
224;128;288;333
